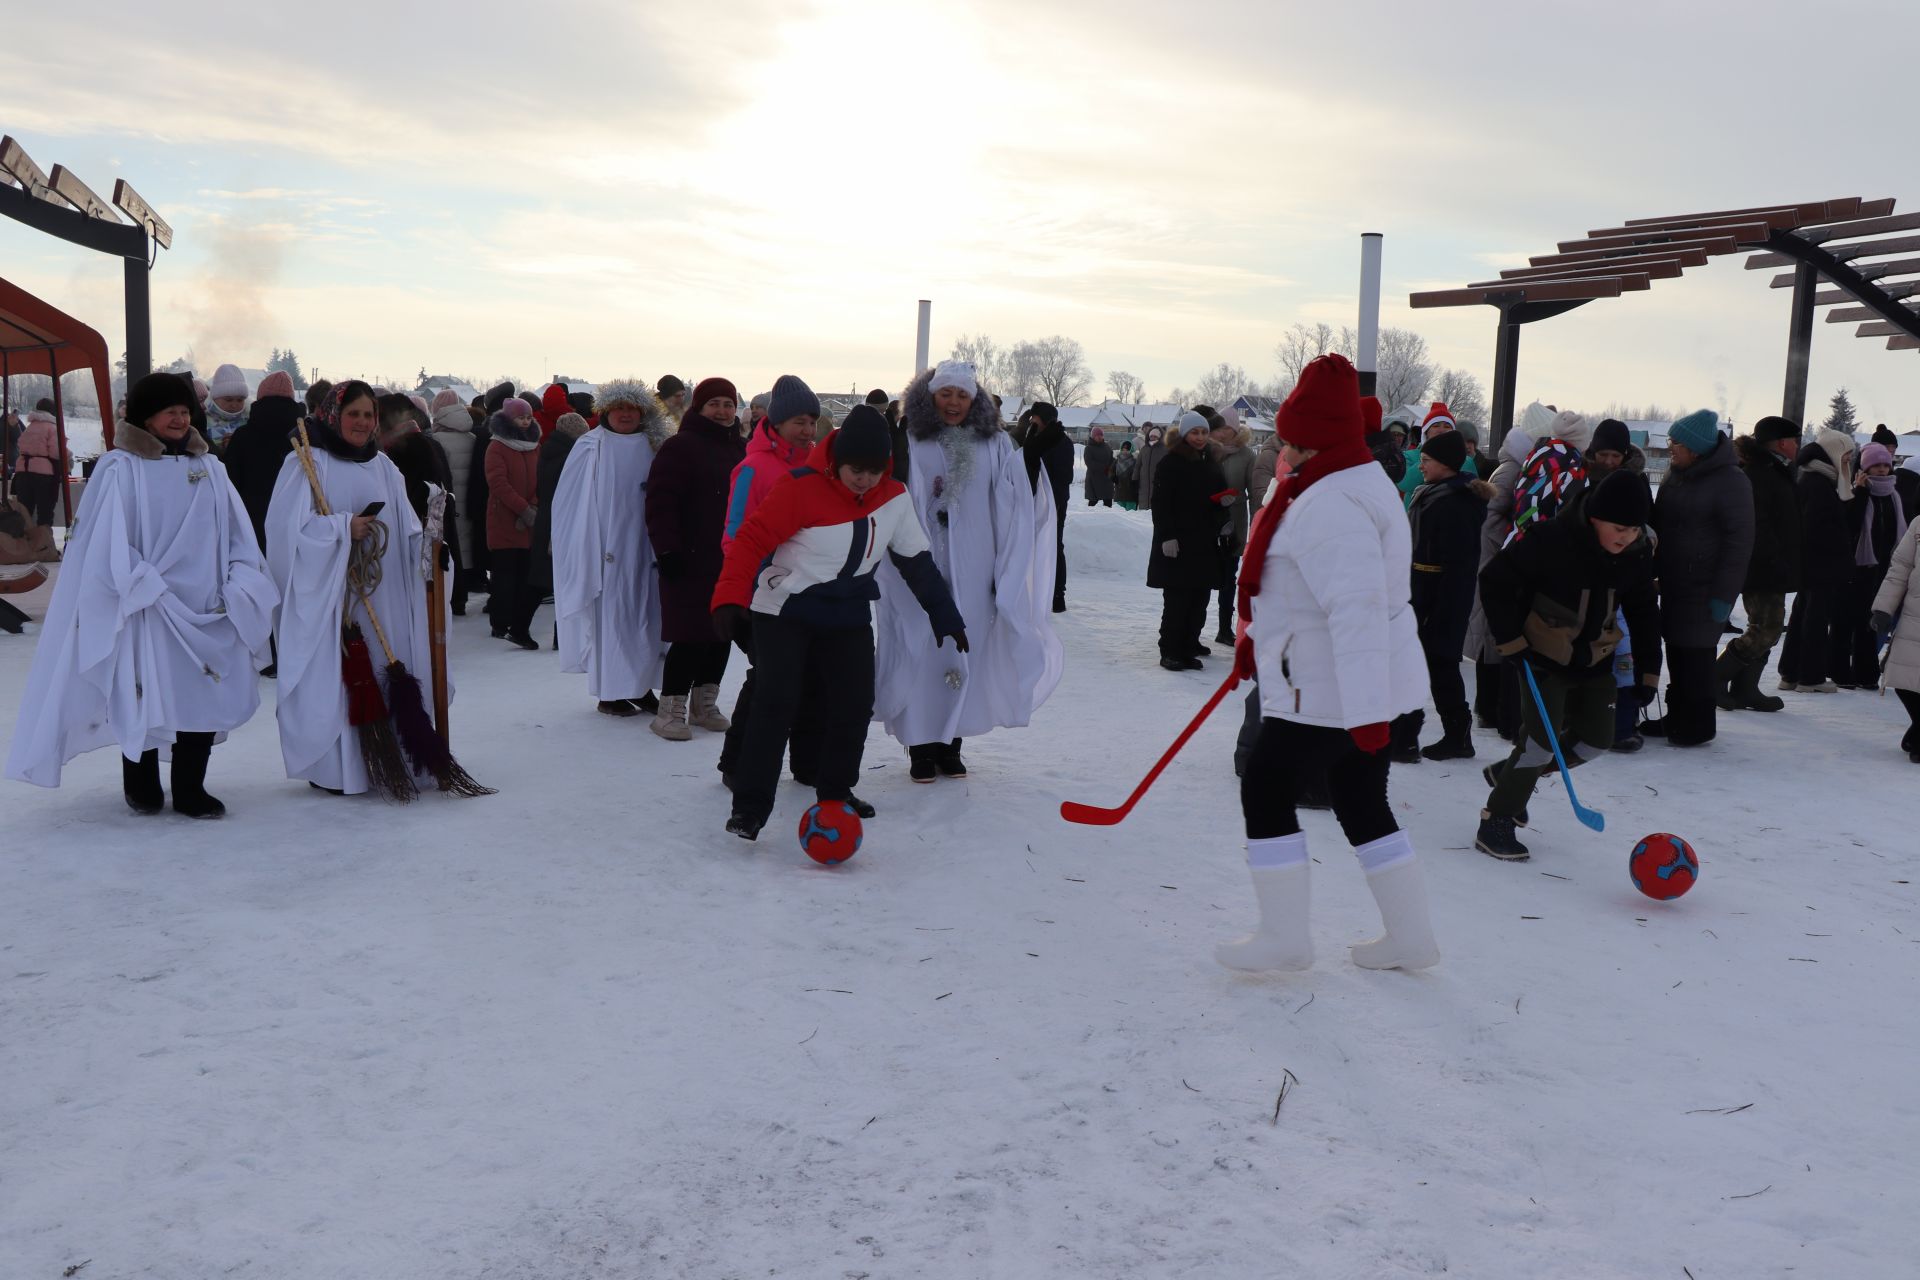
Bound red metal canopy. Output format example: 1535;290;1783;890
2;274;116;522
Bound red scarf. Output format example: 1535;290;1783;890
1233;435;1376;677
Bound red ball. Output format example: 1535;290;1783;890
1629;833;1698;901
798;801;863;864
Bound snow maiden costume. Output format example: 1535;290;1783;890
6;373;277;817
873;360;1063;779
551;380;670;710
266;382;440;796
1216;354;1439;973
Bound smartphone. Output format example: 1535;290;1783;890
359;502;385;518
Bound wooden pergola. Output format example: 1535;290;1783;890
1411;198;1920;446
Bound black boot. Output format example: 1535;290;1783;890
936;738;967;779
909;743;939;783
1712;648;1743;711
1481;761;1530;828
1475;811;1530;860
1732;656;1784;712
123;749;164;815
1421;711;1477;761
1389;712;1424;765
845;793;877;819
170;732;225;819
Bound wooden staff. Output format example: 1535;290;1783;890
428;539;450;741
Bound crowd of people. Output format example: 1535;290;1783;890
3;350;1917;974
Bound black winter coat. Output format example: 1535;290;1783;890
1479;512;1662;685
465;418;494;575
646;417;747;643
1846;487;1905;570
1367;430;1407;485
1794;445;1855;583
1408;474;1491;652
1736;434;1801;594
220;396;299;553
1146;447;1227;591
530;426;582;591
1083;440;1115;503
1651;434;1755;649
1022;421;1074;528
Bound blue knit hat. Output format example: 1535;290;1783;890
768;374;820;425
1669;409;1722;455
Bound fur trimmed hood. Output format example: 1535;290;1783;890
902;366;1003;441
594;379;673;446
112;419;209;459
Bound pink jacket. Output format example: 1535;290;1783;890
723;418;810;551
19;412;64;477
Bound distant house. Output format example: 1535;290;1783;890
415;375;482;406
1231;394;1283;433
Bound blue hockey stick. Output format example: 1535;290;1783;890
1520;659;1605;833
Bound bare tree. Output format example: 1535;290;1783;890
949;333;1000;380
1106;369;1145;404
1165;386;1194;410
1025;335;1093;407
1193;362;1252;410
1375;327;1435;415
1431;367;1488;427
1272;321;1357;387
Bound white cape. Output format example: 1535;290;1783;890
874;430;1062;746
552;427;665;700
265;448;437;794
5;450;277;787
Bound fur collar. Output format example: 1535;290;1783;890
113;420;208;459
902;367;1003;441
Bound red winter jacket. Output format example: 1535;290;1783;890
484;437;540;550
535;384;572;441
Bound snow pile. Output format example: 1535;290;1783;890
1;498;1916;1277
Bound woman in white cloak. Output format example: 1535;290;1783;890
551;380;670;712
874;361;1063;780
5;373;277;817
266;381;437;795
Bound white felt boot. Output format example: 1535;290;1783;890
1214;834;1313;972
1350;832;1440;971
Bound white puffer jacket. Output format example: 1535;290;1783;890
1250;461;1429;728
1872;516;1920;694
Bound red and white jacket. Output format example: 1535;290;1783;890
712;432;964;638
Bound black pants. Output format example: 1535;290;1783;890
1780;581;1841;685
1664;644;1717;743
1158;585;1211;659
719;630;817;780
1487;667;1616;816
1418;620;1470;739
732;614;873;827
485;548;540;636
662;640;731;697
1217;552;1241;638
1898;688;1920;753
1053;515;1068;609
1836;567;1888;687
1241;716;1397;845
14;472;56;525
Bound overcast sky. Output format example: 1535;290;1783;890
3;0;1916;427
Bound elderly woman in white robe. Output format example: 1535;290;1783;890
874;360;1063;781
266;380;436;795
5;372;277;817
551;379;670;713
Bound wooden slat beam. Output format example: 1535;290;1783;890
1500;250;1699;280
1556;221;1771;254
1597;205;1822;237
1622;199;1862;228
1797;211;1920;244
1772;256;1920;287
1856;320;1913;337
1749;233;1920;270
1479;261;1680;286
1410;278;1624;309
1887;335;1920;351
1532;240;1729;268
1826;302;1918;322
1814;280;1920;306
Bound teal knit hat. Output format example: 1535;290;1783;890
1669;409;1721;455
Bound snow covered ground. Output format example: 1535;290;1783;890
3;501;1917;1279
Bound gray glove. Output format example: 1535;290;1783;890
515;504;537;531
1160;539;1179;557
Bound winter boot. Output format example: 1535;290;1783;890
597;699;642;717
908;744;939;783
1474;811;1530;860
170;732;225;820
650;695;693;741
1481;761;1529;827
1712;648;1743;711
636;691;661;713
1389;712;1424;765
845;793;877;820
505;630;540;651
1732;657;1784;712
1421;712;1476;761
689;684;731;732
1215;834;1312;972
936;739;967;779
1349;832;1440;970
725;812;761;841
123;750;164;816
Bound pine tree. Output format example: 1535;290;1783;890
266;348;310;391
1823;388;1859;434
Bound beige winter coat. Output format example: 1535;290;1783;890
1871;516;1920;693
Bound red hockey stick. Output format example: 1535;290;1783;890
1059;668;1244;825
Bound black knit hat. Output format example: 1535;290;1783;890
865;388;889;406
656;374;686;399
126;372;196;429
834;405;893;469
1026;401;1059;427
1752;415;1799;444
1585;469;1651;527
1421;429;1468;471
1590;418;1631;456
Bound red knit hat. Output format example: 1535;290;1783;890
257;370;296;400
1420;401;1455;434
1361;395;1382;434
1274;354;1363;451
689;376;739;413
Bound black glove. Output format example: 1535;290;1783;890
938;630;970;654
1869;610;1894;635
712;604;750;644
655;550;689;581
1634;683;1658;707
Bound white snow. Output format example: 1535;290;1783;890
3;500;1917;1278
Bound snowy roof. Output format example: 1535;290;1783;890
1232;394;1282;422
416;377;481;405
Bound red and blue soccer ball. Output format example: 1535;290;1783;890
798;802;863;865
1629;833;1698;901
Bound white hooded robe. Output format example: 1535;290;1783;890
265;447;436;794
551;426;666;700
6;438;277;786
874;429;1062;746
